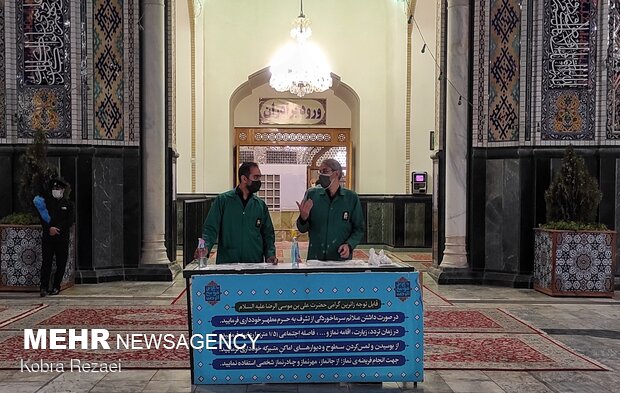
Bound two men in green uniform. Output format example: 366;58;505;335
201;162;277;264
201;159;364;264
296;159;365;260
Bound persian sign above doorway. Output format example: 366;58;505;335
259;98;327;125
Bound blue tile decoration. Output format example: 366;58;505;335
93;0;124;140
0;2;5;139
607;0;620;139
17;0;72;139
488;0;521;142
541;0;596;140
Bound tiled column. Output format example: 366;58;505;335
140;0;171;267
440;0;469;269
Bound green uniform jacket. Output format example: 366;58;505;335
296;187;365;260
202;189;276;264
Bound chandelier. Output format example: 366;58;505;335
269;0;333;97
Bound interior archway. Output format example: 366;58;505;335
229;67;361;189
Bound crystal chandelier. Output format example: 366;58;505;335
269;1;333;97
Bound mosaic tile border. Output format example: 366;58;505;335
81;0;89;140
166;0;176;149
488;0;521;142
541;0;597;141
607;0;620;139
93;0;124;140
127;0;137;143
476;0;486;144
0;2;5;139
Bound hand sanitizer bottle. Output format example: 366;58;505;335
197;238;207;268
291;234;300;268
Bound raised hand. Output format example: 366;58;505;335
296;198;314;221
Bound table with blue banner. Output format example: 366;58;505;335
183;260;423;386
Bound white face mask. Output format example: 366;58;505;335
52;190;64;199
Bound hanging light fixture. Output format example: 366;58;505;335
269;0;333;97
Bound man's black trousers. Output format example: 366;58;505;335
40;239;69;290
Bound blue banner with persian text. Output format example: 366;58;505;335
190;272;423;384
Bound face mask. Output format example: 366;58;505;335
319;174;333;188
247;180;261;193
52;190;64;199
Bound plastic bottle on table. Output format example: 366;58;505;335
197;238;207;268
291;234;301;268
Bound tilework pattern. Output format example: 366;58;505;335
17;0;72;139
0;226;74;289
80;0;89;139
127;0;138;143
93;0;124;140
166;0;176;148
0;2;5;139
541;0;597;140
533;230;552;289
239;146;324;166
534;230;616;295
553;232;615;293
488;0;521;142
476;0;486;144
607;0;620;139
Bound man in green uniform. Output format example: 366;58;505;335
296;159;365;260
201;162;277;264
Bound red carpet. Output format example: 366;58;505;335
425;333;608;371
424;307;540;333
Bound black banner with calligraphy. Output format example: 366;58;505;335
541;0;596;140
17;0;71;138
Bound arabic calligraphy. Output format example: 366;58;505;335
235;299;381;313
213;340;405;355
23;0;67;85
213;355;406;370
548;0;591;88
211;312;405;326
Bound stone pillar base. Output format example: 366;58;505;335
440;236;468;268
125;262;182;282
427;266;482;285
141;237;170;265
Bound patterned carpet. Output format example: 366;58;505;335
0;300;610;371
425;333;607;370
424;307;540;333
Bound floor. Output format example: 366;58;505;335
1;251;619;393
